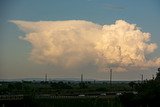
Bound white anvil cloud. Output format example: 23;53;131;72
11;20;160;72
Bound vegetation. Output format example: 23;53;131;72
0;80;128;107
0;80;131;96
1;68;160;107
120;68;160;107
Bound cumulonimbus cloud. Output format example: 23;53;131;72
10;20;160;72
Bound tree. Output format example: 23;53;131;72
79;82;88;89
155;67;160;81
128;81;136;90
120;68;160;107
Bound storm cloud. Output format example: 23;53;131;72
10;20;160;72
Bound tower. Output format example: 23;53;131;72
110;69;112;86
141;74;143;82
45;73;47;82
81;74;83;83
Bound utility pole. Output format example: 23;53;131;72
81;74;83;83
94;80;96;84
141;74;143;82
110;69;112;86
45;73;47;82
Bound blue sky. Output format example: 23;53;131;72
0;0;160;80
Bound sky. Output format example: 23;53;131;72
0;0;160;81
